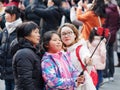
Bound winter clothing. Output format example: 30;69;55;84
32;5;63;36
12;39;44;90
25;2;46;26
76;10;105;40
103;3;119;79
0;18;22;80
67;39;96;90
67;40;90;72
41;51;79;90
87;36;106;90
103;3;120;43
87;36;106;70
0;28;16;80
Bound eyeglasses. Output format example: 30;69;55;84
61;31;74;37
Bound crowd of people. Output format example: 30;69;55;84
0;0;120;90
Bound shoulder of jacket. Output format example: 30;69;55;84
19;48;34;54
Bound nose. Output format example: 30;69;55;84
57;40;61;44
64;34;70;37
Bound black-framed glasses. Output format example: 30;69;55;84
61;31;74;37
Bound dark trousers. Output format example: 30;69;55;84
5;80;14;90
103;43;114;78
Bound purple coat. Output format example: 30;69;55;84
104;3;120;43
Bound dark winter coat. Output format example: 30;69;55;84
0;28;16;80
103;3;120;43
11;39;44;90
25;2;46;26
33;5;63;36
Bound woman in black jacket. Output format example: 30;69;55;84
11;21;44;90
0;5;22;90
31;0;63;37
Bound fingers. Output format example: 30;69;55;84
76;75;85;87
85;57;93;65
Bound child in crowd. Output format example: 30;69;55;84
41;31;84;90
87;27;107;90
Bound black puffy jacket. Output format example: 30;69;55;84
0;28;16;80
12;39;44;90
25;1;46;25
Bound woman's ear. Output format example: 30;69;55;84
24;36;29;40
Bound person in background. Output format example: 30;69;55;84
103;0;120;82
23;0;30;7
40;31;84;90
0;0;6;30
0;0;5;16
58;23;96;90
0;5;22;90
4;0;20;7
115;0;120;67
60;0;71;26
87;27;107;90
31;0;63;37
76;0;106;40
11;21;44;90
25;0;46;26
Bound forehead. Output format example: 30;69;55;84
51;33;59;37
51;33;60;39
61;26;73;33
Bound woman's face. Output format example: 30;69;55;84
48;34;62;53
25;28;40;46
5;12;16;22
60;26;76;46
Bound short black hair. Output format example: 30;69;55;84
5;5;21;19
16;21;39;41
